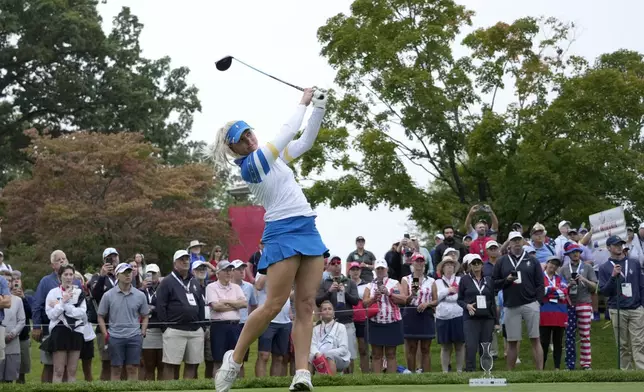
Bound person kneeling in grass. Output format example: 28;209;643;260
309;301;350;375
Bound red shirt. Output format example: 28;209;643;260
469;236;493;261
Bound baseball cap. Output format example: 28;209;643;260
232;259;246;269
374;260;388;269
173;250;190;261
225;120;253;144
145;264;160;274
356;236;365;242
411;253;425;262
579;227;589;234
508;231;523;241
485;240;499;249
443;247;458;256
0;250;3;256
410;235;418;241
102;247;118;259
531;223;546;233
606;235;626;247
115;263;133;275
463;254;482;265
546;255;562;266
216;260;233;272
192;260;208;270
639;222;644;229
558;220;571;229
348;262;361;269
568;227;578;234
435;234;445;240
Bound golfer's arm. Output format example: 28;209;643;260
282;107;325;162
262;104;307;163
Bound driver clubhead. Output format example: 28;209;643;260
215;56;233;71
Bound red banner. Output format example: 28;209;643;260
227;205;265;263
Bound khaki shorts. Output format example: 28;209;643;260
96;332;110;361
504;301;540;342
344;322;358;360
19;339;31;374
162;328;204;365
0;327;5;361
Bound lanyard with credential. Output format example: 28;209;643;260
544;271;557;288
471;274;486;295
172;272;192;293
569;262;582;275
509;252;526;270
609;260;628;281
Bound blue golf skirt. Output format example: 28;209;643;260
258;215;327;274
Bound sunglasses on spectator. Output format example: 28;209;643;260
329;260;341;265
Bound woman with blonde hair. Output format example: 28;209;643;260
209;88;328;392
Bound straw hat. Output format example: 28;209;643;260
436;255;460;275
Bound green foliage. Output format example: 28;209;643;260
0;132;231;276
0;0;201;186
301;0;644;234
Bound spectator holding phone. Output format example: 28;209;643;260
560;243;597;370
493;231;544;370
316;256;359;372
400;253;435;373
362;260;406;373
90;247;120;381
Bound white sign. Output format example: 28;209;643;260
589;206;627;248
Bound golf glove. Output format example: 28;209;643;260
312;90;327;109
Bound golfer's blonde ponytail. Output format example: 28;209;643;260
202;121;241;168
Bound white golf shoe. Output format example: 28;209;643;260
289;369;314;391
215;350;240;392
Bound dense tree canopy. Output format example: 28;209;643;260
0;131;230;287
0;0;201;186
296;0;644;235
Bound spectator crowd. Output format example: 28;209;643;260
0;204;643;384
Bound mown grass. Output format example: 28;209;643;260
7;370;644;391
17;317;624;390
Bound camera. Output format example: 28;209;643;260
146;272;153;280
333;276;341;284
571;273;578;280
510;270;519;278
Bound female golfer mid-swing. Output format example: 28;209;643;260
210;88;327;392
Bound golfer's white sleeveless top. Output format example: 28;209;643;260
235;104;325;222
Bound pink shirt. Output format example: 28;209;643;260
205;281;245;321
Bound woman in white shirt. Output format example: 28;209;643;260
362;260;407;373
432;255;465;373
401;253;436;373
41;265;91;383
309;301;350;374
210;89;327;392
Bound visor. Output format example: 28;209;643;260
226;121;252;144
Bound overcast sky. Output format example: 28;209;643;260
99;0;643;262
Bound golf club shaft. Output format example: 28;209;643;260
234;58;304;92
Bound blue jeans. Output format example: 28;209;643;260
108;335;143;366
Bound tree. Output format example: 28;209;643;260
297;0;644;234
0;131;231;278
0;0;201;186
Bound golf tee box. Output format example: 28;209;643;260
469;378;507;387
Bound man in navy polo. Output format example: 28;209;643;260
598;235;644;370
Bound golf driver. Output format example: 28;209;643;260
215;55;324;99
